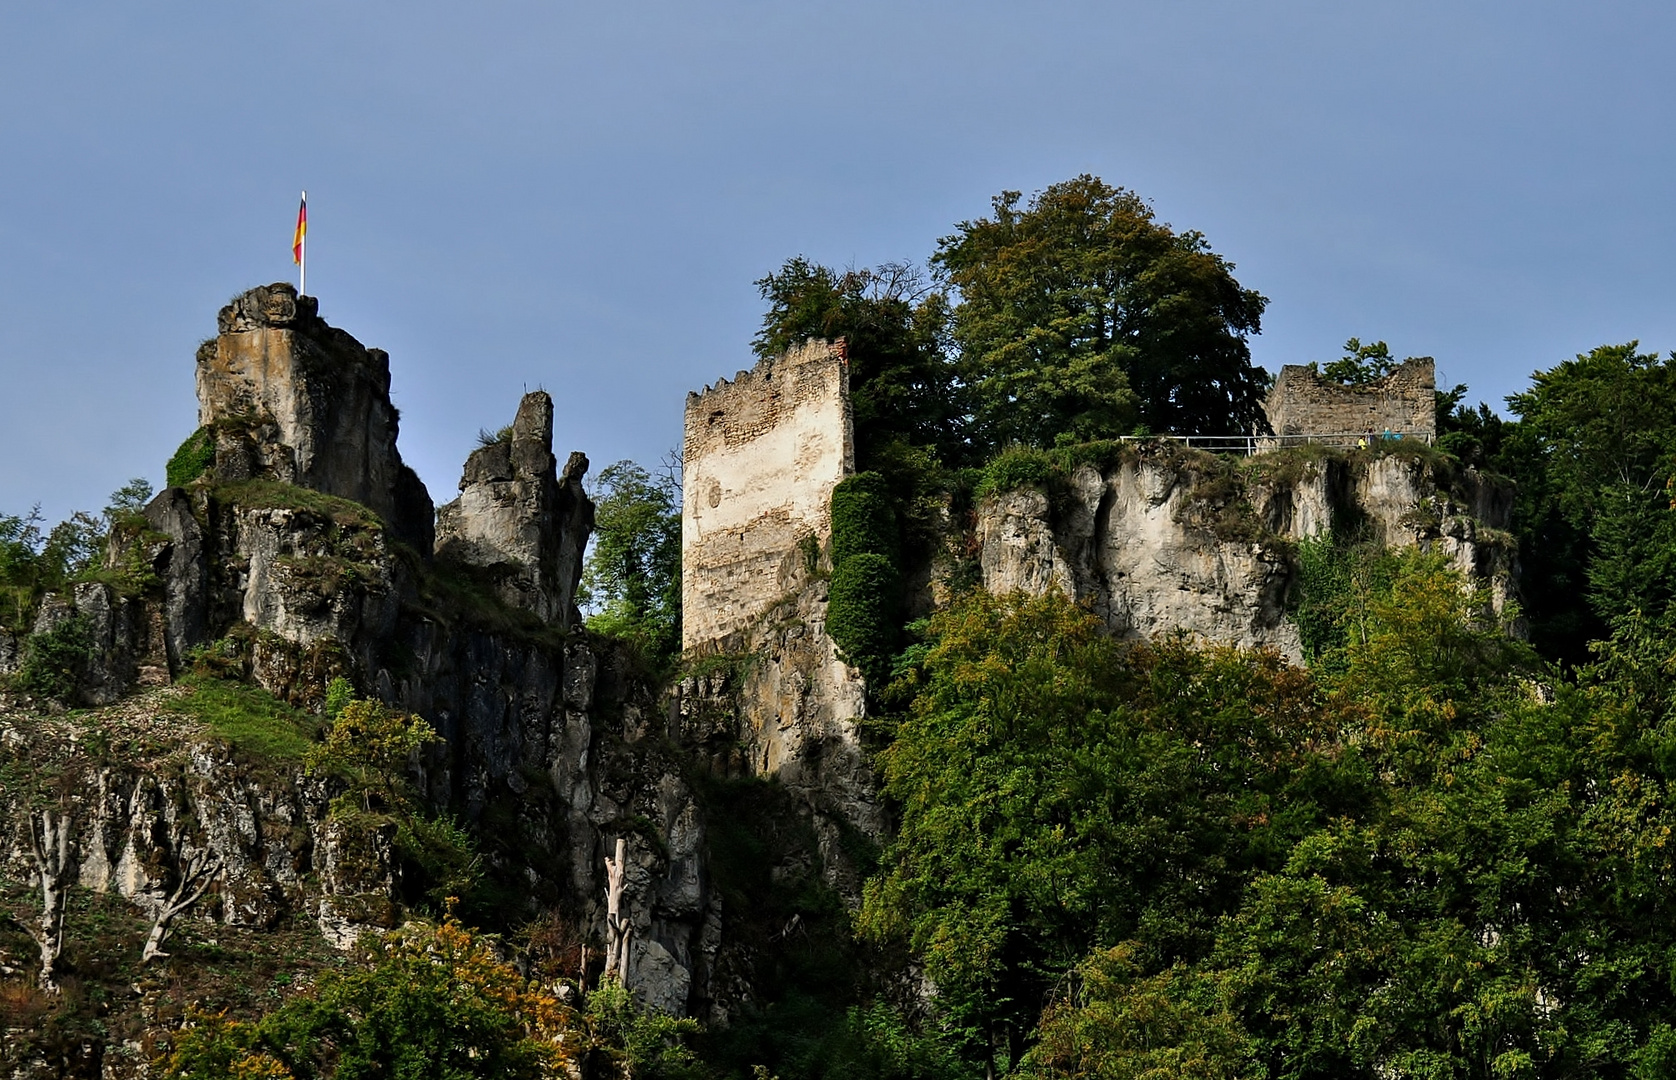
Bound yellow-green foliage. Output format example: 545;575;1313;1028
166;428;215;489
305;697;440;814
159;914;582;1079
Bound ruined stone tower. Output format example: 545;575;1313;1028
681;340;854;650
1263;357;1437;439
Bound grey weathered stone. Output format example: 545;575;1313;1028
1264;358;1436;438
196;282;434;551
144;486;208;673
435;392;594;627
975;446;1519;661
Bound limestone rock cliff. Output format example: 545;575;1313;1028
976;443;1519;660
196;283;434;552
435;391;593;628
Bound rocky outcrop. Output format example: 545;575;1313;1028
976;444;1519;661
0;691;397;955
196;283;434;552
144;486;209;673
676;553;880;899
435;391;593;628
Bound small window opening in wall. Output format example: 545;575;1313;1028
709;410;724;424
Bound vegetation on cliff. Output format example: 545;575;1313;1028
14;175;1676;1079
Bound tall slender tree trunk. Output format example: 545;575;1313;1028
603;836;631;988
22;809;71;991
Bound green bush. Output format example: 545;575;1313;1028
974;445;1063;501
831;472;899;567
828;553;900;686
171;674;321;760
166;428;215;489
13;615;92;700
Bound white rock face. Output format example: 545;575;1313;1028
977;447;1518;660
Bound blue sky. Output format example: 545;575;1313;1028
3;2;1674;523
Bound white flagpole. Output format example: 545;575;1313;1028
299;190;307;297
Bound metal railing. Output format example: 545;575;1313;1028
1113;431;1435;456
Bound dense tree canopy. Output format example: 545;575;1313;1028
866;552;1676;1079
932;175;1269;447
1498;343;1676;661
753;258;965;466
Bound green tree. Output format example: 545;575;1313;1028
0;478;153;634
160;914;582;1079
1022;945;1254;1080
581;460;682;665
1497;342;1676;660
1315;336;1404;386
860;591;1349;1071
304;697;441;814
754;258;965;466
933;175;1268;448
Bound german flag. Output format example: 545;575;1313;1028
293;194;307;265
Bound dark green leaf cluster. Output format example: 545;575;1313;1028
13;614;93;699
754;259;964;468
1497;343;1676;663
753;176;1271;474
827;472;901;689
862;557;1676;1078
935;176;1269;448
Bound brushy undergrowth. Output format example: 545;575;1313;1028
213;480;384;530
170;674;321;760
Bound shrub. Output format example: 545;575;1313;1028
974;445;1063;501
831;472;899;567
166;428;215;489
13;615;92;700
828;553;900;686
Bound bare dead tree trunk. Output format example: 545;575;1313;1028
21;809;71;991
603;836;631;987
141;848;222;963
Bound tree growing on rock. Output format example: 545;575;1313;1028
141;845;222;963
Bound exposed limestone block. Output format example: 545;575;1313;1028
435;391;593;628
196;282;434;551
144;487;208;674
0;697;394;953
976;447;1519;661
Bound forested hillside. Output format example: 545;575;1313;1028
5;177;1676;1078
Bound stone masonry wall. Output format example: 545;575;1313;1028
681;340;854;649
1264;357;1436;438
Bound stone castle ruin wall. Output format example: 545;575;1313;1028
1264;357;1437;439
681;340;854;649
